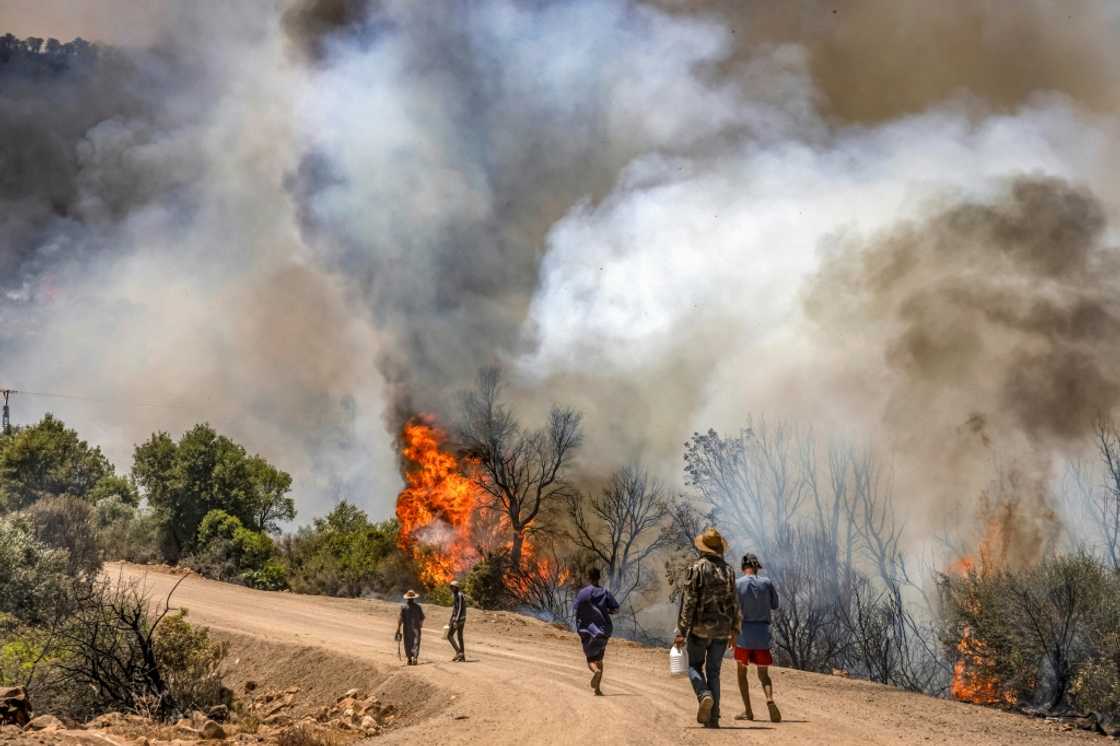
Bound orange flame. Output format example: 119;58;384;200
949;517;1017;706
394;416;573;597
395;418;482;586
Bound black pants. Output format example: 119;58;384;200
447;621;465;656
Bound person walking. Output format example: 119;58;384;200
447;580;467;662
733;553;782;723
674;528;740;729
573;567;620;696
395;590;425;665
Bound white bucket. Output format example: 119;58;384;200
669;644;688;677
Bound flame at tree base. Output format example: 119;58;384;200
948;509;1022;707
393;416;573;597
951;626;1017;705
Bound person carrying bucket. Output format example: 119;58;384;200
396;590;425;665
573;567;620;696
733;552;781;723
674;528;740;729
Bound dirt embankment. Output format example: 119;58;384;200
12;563;1103;745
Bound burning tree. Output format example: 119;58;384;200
395;418;483;586
456;368;582;573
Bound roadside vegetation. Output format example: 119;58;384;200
2;385;1119;733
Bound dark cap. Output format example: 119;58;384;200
741;553;762;570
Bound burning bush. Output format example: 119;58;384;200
942;552;1120;713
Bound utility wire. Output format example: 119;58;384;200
1;387;195;412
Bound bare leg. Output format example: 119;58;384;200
759;666;781;722
735;663;754;719
589;660;603;695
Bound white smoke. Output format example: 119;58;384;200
4;0;1120;540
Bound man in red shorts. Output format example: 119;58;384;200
733;553;781;722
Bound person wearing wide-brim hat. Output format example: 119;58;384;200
447;580;468;662
673;528;740;729
396;590;426;665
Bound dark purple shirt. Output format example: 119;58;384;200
573;584;620;639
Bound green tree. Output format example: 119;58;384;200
189;509;284;589
285;502;410;597
0;414;125;512
131;424;294;560
246;455;295;533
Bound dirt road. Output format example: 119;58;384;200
112;563;1094;746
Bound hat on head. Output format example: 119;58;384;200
742;552;762;570
449;580;460;588
693;527;727;556
403;590;419;600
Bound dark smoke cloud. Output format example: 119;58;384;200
281;0;375;62
651;0;1120;122
805;177;1120;550
289;0;739;427
4;0;1120;545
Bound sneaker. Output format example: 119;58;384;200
767;700;782;723
696;693;714;724
590;669;603;692
734;710;754;721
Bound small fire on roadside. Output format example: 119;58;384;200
948;515;1017;706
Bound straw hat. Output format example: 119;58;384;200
693;527;727;556
403;590;419;600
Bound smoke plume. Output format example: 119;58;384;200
2;0;1119;546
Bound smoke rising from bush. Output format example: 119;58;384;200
3;0;1120;542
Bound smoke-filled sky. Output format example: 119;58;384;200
3;0;1120;544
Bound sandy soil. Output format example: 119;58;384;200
108;562;1099;746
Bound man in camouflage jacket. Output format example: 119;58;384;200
674;527;740;729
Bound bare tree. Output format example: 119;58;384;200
1091;419;1120;569
457;368;583;571
49;574;188;718
684;418;804;556
568;466;674;607
847;451;905;606
510;543;577;626
769;527;850;672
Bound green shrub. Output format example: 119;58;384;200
242;558;288;591
188;510;285;589
93;496;162;563
284;503;415;597
154;611;231;715
0;515;70;622
426;584;453;606
26;495;101;577
463;552;511;610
